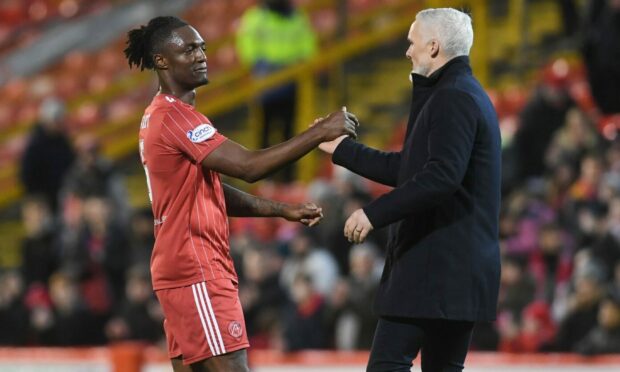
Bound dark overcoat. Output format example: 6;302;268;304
333;56;501;321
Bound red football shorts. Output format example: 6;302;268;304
155;279;249;365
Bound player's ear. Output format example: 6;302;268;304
154;53;168;70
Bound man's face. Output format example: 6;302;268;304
160;26;209;89
406;21;433;77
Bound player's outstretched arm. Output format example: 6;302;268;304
223;184;323;226
202;111;358;183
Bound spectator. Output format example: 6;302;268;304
552;263;605;351
20;196;59;287
503;187;556;256
499;301;557;352
60;196;128;314
280;228;339;297
61;134;129;224
529;223;573;303
497;255;536;322
24;282;54;345
48;271;104;345
239;246;287;347
512;60;574;180
19;97;75;212
127;208;154;268
575;287;620;354
545;108;602;173
236;0;317;181
105;265;163;343
582;0;620;114
281;274;328;351
567;154;605;204
614;261;620;293
590;196;620;280
330;243;382;350
0;271;29;345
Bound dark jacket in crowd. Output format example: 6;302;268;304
21;229;59;287
575;326;620;355
512;89;573;180
583;0;620;114
553;302;599;352
19;124;75;210
333;56;501;321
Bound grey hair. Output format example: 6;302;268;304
415;8;473;58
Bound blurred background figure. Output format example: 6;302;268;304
61;134;129;224
582;0;620;114
104;265;163;344
280;228;339;298
0;271;28;345
499;301;557;352
512;60;574;182
239;244;288;349
328;242;382;350
59;195;128;316
236;0;317;181
4;0;620;367
126;208;154;269
20;195;59;289
19;97;75;212
281;273;328;351
575;287;620;354
47;270;104;346
551;258;605;352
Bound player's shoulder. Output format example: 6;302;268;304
154;98;199;125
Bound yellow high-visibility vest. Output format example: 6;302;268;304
236;6;317;67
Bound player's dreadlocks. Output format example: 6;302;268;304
124;16;188;71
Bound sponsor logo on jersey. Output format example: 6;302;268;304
228;321;243;338
187;123;216;143
165;96;175;103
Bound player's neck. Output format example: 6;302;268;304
158;85;197;106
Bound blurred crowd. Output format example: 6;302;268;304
1;0;620;357
0;98;390;350
3;54;620;354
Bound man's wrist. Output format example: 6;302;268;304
332;137;354;165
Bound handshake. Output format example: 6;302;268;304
310;106;359;154
285;107;374;244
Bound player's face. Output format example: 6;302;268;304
162;26;209;89
406;21;432;77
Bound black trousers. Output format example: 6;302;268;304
367;317;474;372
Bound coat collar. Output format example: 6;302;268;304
410;56;471;87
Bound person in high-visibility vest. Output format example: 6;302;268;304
236;0;317;181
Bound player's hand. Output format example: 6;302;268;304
282;202;323;226
344;208;373;244
312;110;359;142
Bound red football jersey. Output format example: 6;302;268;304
139;93;236;290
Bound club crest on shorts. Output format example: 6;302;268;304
228;321;243;338
187;123;216;143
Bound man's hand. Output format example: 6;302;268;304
311;110;359;154
318;135;348;154
344;208;373;244
282;202;323;226
312;110;359;142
